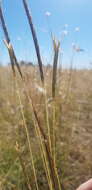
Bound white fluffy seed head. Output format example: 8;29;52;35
45;11;51;17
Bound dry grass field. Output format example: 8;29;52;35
0;1;92;189
0;65;92;190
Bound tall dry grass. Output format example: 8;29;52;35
0;1;92;190
0;2;62;190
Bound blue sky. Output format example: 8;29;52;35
0;0;92;68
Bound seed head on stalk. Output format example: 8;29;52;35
22;0;44;84
0;4;23;79
52;37;60;98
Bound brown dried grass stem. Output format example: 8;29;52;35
22;0;44;84
0;6;23;79
52;38;60;98
16;142;32;190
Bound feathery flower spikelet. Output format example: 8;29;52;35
17;36;21;41
64;24;68;28
62;30;68;36
75;27;80;32
45;11;51;17
35;84;46;94
72;43;84;52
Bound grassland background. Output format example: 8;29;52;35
0;64;92;189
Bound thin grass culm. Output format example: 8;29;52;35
16;84;39;190
0;1;67;190
22;0;44;84
0;4;23;79
52;37;60;98
51;37;62;190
